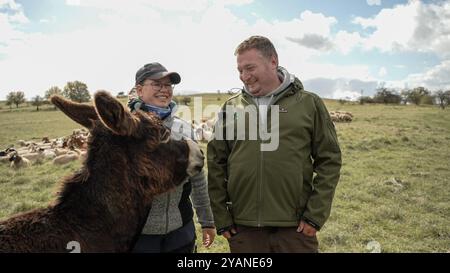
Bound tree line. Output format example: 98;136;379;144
4;81;91;111
4;83;450;111
359;87;450;109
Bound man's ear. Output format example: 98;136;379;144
51;95;98;129
94;90;139;136
270;54;278;69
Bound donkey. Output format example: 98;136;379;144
0;91;204;252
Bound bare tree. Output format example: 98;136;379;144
6;91;26;108
435;90;450;109
31;95;44;111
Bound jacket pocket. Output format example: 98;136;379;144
263;160;303;222
227;160;258;222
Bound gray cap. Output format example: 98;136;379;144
135;62;181;85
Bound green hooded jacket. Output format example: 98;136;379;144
207;76;341;232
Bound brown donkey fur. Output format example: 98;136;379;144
0;91;203;253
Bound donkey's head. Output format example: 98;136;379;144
50;91;204;197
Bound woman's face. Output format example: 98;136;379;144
136;76;173;108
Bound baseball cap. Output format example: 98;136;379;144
135;62;181;85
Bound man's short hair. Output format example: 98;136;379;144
234;35;278;60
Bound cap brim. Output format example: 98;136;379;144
148;71;181;84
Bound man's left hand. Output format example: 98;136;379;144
297;220;317;237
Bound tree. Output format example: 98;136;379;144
360;96;375;104
45;86;62;100
435;90;450;109
406;87;430;105
63;81;91;103
373;88;402;104
400;89;410;104
6;91;26;108
31;95;44;111
5;94;13;110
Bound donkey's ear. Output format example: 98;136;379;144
51;95;98;129
94;90;139;136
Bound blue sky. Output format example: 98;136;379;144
1;0;449;100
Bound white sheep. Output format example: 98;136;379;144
9;154;31;169
52;153;79;165
54;148;70;156
42;149;57;159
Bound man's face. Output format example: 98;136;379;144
237;48;278;97
136;76;173;108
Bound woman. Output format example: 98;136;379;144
129;62;215;253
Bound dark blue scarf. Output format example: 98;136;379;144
142;102;176;119
128;98;177;119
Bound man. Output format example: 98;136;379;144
128;62;215;252
207;36;341;253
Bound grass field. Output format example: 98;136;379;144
0;93;449;253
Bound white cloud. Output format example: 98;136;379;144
276;10;363;55
334;30;363;55
353;1;418;52
332;89;363;101
0;0;28;55
0;0;28;24
7;11;28;24
352;0;450;92
4;0;439;100
221;0;253;6
402;60;450;90
65;0;80;6
304;78;378;100
1;1;251;99
39;17;56;24
353;0;450;57
0;0;21;10
366;0;381;6
378;67;387;77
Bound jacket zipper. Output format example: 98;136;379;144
258;148;263;227
244;95;264;227
257;102;264;227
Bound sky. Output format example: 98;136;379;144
1;0;449;100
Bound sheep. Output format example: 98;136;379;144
20;152;42;162
53;148;70;156
9;154;31;169
42;149;56;159
329;111;353;123
52;153;79;165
